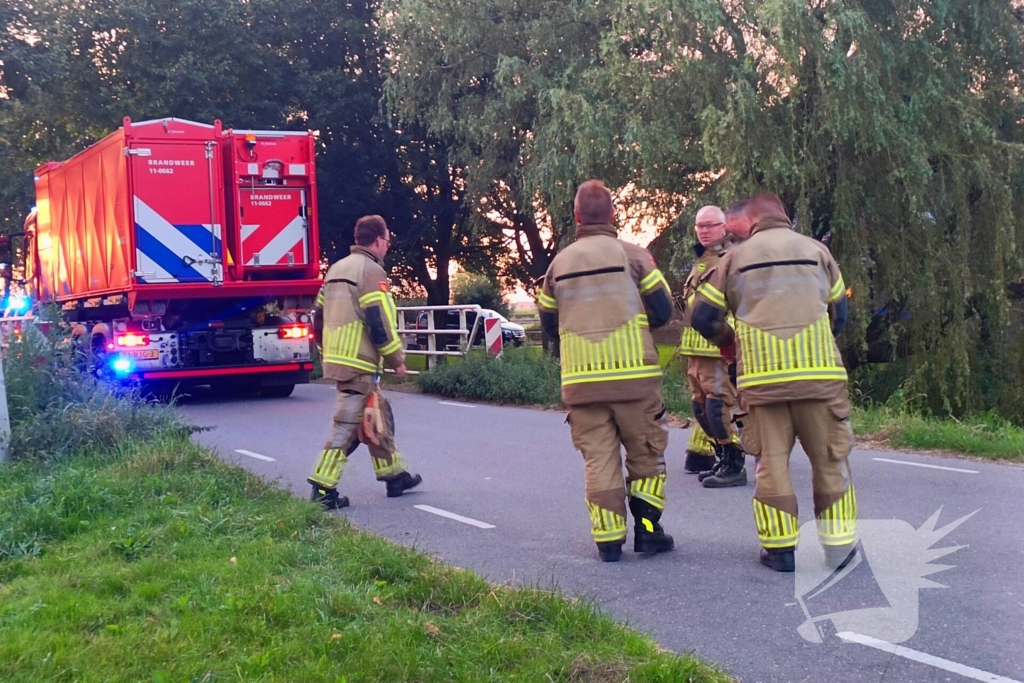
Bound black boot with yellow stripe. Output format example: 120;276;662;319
310;484;350;510
629;497;675;554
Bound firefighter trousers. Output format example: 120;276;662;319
568;393;669;544
686;355;739;446
308;378;409;489
744;395;857;550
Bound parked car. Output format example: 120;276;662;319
413;309;525;350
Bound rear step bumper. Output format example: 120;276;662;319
128;362;313;384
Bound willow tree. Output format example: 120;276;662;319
589;0;1024;417
381;0;632;288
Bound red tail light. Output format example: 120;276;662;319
116;333;149;347
279;324;309;340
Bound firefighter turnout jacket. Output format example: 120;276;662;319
537;223;674;405
314;245;404;382
690;214;849;404
679;236;738;358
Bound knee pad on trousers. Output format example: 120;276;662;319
692;401;713;437
706;397;731;441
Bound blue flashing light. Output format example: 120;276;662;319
112;358;133;375
8;294;31;314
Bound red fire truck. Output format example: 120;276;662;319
7;117;324;396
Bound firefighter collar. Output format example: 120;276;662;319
575;223;617;240
350;244;385;267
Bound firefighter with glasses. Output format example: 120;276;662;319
538;180;676;562
691;193;857;572
678;205;748;487
308;215;422;509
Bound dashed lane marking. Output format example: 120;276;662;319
414;505;495;529
235;449;276;462
439;401;477;408
838;632;1021;683
871;457;978;474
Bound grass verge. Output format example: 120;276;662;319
0;435;729;683
852;406;1024;462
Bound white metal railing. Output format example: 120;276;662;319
395;304;482;373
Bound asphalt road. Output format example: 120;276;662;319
178;384;1024;683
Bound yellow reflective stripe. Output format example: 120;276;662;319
629;474;667;509
752;499;799;548
735;316;846;388
537;291;557;309
562;366;662;385
357;290;401;353
828;273;846;303
586;500;627;542
371;454;404;479
323;319;379;373
315;290;324;307
560;314;660;385
687;424;716;455
738;369;849;388
697;281;726;308
817;485;857;545
379;339;402;356
310;447;348;488
638;268;668;295
358;290;388;307
679;327;719;355
325;357;378;373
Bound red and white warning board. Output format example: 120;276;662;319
484;317;503;358
239;188;309;267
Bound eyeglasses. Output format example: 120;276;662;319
380;235;391;245
696;222;724;229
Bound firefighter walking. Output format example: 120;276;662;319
678;205;747;487
691;193;856;572
308;215;422;509
538;180;676;562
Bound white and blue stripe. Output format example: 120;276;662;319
133;197;221;283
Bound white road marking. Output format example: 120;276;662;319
838;632;1021;683
439;401;477;408
414;505;495;529
871;457;979;474
235;449;276;462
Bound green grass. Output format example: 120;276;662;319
0;436;728;683
852;405;1024;461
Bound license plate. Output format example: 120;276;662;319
127;349;159;360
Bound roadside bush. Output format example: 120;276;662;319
418;346;561;405
2;325;186;462
418;344;693;417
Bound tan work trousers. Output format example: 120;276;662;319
686;355;738;445
308;379;407;488
568;393;669;543
744;395;857;549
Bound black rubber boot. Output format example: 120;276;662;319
597;542;623;562
697;444;725;482
824;543;858;570
629;497;675;554
310;484;350;510
702;445;748;488
684;451;716;474
760;547;796;572
385;472;423;498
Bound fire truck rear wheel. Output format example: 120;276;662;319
261;384;295;398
